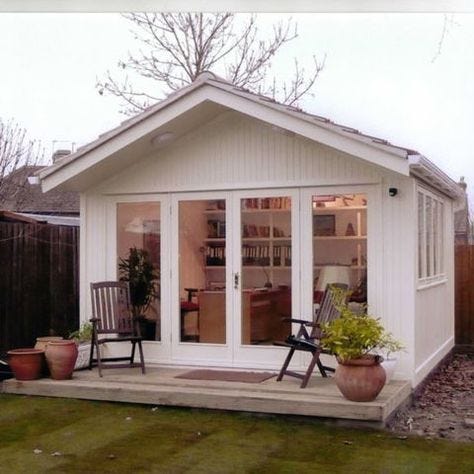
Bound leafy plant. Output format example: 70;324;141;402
118;247;159;318
321;291;403;363
69;323;93;344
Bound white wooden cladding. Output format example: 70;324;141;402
79;111;455;385
98;111;383;195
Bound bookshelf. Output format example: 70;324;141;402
312;195;367;285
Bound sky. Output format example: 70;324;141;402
0;12;473;203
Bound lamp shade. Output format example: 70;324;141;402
316;265;351;291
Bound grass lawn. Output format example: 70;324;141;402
0;394;472;473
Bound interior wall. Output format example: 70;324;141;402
178;200;208;297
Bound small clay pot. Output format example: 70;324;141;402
335;355;386;402
7;348;45;381
45;341;78;380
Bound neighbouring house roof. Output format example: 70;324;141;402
0;210;79;226
39;72;462;199
0;165;79;215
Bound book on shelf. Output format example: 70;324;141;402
242;197;291;210
206;245;225;266
207;219;226;238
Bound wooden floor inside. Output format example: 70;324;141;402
1;366;411;426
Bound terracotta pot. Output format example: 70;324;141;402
381;357;398;383
7;348;45;381
34;336;64;351
34;337;64;376
45;341;78;380
335;355;386;402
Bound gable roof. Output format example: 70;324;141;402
1;165;79;215
39;72;461;198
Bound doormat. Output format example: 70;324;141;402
175;369;276;383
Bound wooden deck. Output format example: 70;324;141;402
1;366;411;426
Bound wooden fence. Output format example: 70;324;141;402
0;221;79;354
455;244;474;346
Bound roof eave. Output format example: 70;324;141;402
409;154;462;199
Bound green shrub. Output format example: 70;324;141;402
69;322;93;344
321;293;403;362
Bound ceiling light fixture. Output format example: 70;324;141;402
151;131;175;147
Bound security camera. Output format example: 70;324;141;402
388;187;398;197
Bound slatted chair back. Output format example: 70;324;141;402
90;281;134;335
311;283;348;335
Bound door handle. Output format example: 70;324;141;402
234;272;240;289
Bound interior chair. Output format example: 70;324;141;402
180;288;200;342
89;281;146;377
275;283;348;388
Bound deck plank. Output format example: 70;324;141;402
1;366;411;424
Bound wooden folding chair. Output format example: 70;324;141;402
275;283;348;388
89;281;146;377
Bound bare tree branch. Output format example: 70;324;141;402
0;119;44;209
431;14;458;63
97;13;325;115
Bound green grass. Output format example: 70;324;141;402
0;395;472;473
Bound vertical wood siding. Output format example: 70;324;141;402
0;222;79;353
97;112;383;195
455;245;474;345
414;199;455;384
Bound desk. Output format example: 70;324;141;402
198;288;291;344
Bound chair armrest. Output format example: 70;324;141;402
304;322;320;328
284;318;312;325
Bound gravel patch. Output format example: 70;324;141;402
388;352;474;442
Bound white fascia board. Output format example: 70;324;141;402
42;81;410;192
41;87;213;192
205;86;410;176
409;154;462;199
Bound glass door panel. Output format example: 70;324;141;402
178;199;226;344
312;193;368;313
240;196;292;345
116;201;161;341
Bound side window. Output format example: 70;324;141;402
417;189;445;284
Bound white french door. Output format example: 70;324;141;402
109;185;376;370
231;189;300;367
106;194;171;363
169;189;300;368
170;191;233;364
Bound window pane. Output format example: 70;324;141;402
418;192;424;279
313;193;367;314
439;202;444;274
433;199;438;275
179;200;226;344
241;196;292;345
117;202;161;341
425;196;433;277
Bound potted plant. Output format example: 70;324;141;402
322;298;403;402
69;322;93;370
118;247;159;340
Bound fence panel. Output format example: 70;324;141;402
455;244;474;345
0;222;79;354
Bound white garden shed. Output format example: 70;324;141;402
40;72;462;387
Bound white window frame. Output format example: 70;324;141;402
417;186;446;287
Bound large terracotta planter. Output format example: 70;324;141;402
45;341;78;380
7;348;45;381
34;337;64;376
335;355;386;402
